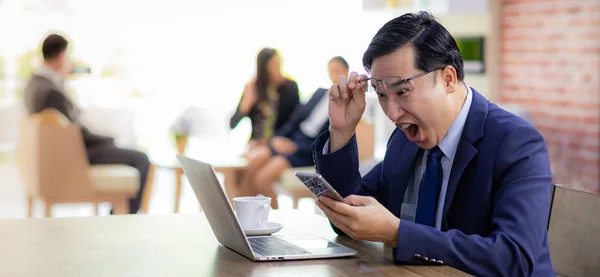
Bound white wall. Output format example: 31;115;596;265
0;0;493;155
437;12;492;98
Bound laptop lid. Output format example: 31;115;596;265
176;155;256;260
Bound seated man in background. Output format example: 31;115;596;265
23;34;150;214
239;56;350;209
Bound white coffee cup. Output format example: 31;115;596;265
233;196;271;230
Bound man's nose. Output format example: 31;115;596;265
385;102;407;122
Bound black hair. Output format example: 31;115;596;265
329;56;349;70
362;11;464;81
42;34;68;60
255;48;278;101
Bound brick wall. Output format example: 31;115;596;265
499;0;600;193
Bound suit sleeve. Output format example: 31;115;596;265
312;131;387;200
313;130;385;236
293;132;319;156
313;127;401;201
393;123;553;276
274;104;304;138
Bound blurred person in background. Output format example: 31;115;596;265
238;56;350;209
23;34;150;214
230;48;300;152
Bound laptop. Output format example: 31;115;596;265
176;154;357;261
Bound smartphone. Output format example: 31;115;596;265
295;172;345;203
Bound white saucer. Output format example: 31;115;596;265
243;222;283;236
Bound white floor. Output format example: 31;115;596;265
0;164;317;219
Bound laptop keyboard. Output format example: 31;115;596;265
248;236;311;256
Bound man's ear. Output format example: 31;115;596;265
441;65;458;94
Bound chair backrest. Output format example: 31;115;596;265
356;119;375;162
17;109;95;201
547;185;600;277
547;183;561;230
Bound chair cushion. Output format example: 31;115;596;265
89;165;140;194
279;166;315;190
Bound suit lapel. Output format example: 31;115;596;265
389;143;421;216
443;137;477;218
442;88;488;220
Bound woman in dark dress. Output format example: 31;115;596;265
230;48;300;151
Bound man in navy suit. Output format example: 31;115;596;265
314;12;554;276
240;57;350;208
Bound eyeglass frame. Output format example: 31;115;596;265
360;66;447;93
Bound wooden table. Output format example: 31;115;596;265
0;211;470;276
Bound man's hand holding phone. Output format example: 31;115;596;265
316;194;400;246
295;172;401;246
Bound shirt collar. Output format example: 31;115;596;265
35;63;64;88
437;85;473;161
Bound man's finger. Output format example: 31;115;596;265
330;82;341;101
355;74;368;92
338;75;349;99
344;195;375;206
352;74;368;100
316;199;350;229
347;72;359;90
319;196;355;216
356;74;368;90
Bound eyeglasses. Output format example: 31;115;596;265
360;67;445;93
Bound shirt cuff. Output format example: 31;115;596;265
322;139;330;154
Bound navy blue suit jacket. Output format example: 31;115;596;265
275;88;329;154
312;88;554;276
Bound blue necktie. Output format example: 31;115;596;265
415;147;443;227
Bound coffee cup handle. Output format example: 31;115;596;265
258;204;269;227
